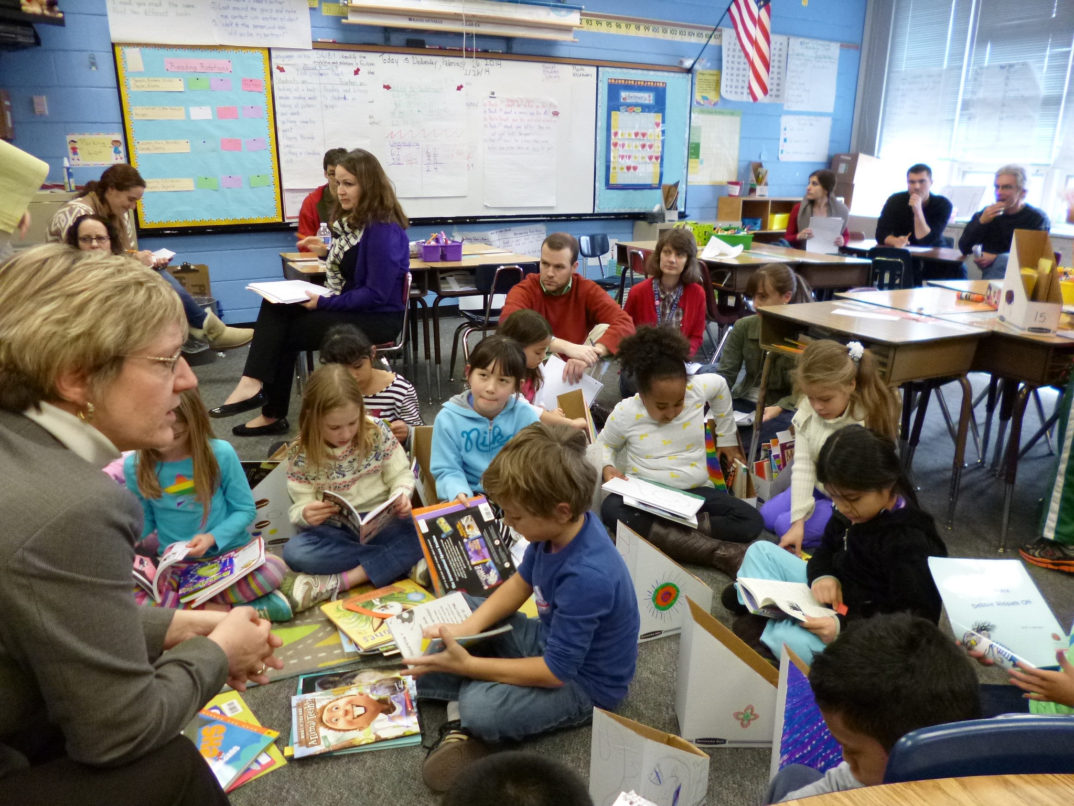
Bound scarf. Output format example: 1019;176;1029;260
796;194;850;234
324;218;364;294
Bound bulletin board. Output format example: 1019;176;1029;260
114;44;283;229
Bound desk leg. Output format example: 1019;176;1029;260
898;384;916;465
749;351;773;465
946;376;972;529
904;382;932;473
431;296;446;400
998;383;1033;552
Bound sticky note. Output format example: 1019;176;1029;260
196;176;220;190
188;77;210;90
126;48;144;73
249;174;271;188
241;78;264;92
217;106;239;119
221;175;242;189
220;138;242;151
132;106;186;120
210;77;232;91
145;177;195;192
189;105;212;120
241;105;263;119
244;137;267;151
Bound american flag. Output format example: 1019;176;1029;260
728;0;772;101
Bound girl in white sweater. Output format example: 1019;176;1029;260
761;339;900;555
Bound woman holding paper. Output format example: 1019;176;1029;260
784;169;850;250
49;165;251;351
215;149;410;437
0;245;281;804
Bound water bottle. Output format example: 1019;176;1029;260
317;222;331;250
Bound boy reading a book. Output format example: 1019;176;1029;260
404;424;640;793
766;613;980;803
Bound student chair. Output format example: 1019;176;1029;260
883;715;1074;783
617;248;647;305
696;261;739;363
447;264;525;381
578;234;619;292
867;246;915;289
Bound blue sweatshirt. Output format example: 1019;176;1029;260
430;391;540;502
123;439;256;555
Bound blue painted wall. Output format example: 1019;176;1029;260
1;0;866;321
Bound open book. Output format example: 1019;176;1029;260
601;475;705;529
388;591;512;660
132;541;192;603
323;490;404;544
176;537;266;607
246;280;331;305
735;578;839;622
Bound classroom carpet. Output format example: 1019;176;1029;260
192;319;1073;806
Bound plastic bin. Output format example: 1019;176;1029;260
441;241;463;261
421;243;442;262
714;233;754;250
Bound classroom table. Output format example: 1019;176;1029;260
842;238;967;282
779;773;1074;806
755;300;986;524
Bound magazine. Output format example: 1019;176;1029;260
322;490;404;543
132;541;191;603
290;674;420;759
411;496;515;596
320;580;435;653
735;578;839;622
387;591;513;660
176;537;266;607
181;709;278;790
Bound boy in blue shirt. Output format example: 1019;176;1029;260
406;423;639;792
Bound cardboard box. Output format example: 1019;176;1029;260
167;263;212;298
676;598;778;747
411;425;437;506
998;229;1061;335
615;522;713;642
589;708;710;806
242;460;296;548
770;648;842;779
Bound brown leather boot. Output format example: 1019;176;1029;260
644;518;749;577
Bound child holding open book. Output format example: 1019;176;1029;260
280;364;417;612
124;388;290;620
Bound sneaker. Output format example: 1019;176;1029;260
279;572;342;612
422;721;489;792
1019;538;1074;573
408;558;431;589
248;590;294;623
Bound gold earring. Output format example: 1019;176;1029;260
77;401;95;421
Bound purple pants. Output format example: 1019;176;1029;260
760;486;832;550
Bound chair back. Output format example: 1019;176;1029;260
696;261;720;322
940;235;955;248
883;715;1074;784
618;248;647;304
376;271;413;354
474;264;524;324
578;234;610;259
867;246;914;289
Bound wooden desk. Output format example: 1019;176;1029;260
780;773;1074;806
837;287;996;317
844;238;966;264
926;278;991;295
757;301;985;522
280;252;326;282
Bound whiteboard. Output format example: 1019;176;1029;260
270;48;597;219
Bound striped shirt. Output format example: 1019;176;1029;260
363;374;423;430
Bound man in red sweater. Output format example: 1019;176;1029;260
500;232;635;383
296;147;348;252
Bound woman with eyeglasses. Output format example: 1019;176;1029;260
0;244;283;805
48;166;252;351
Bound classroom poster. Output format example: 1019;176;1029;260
115;45;282;228
65;133;125;167
694;70;720;107
688;110;739;185
606;77;666;189
720;29;788;104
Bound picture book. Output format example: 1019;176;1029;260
202;691;287;791
246;279;331;305
321;580;435;653
412;496;515;596
602;476;705;529
558;388;597;443
322;489;404;543
290;674;420;759
735;578;839;622
615;522;713;643
928;557;1068;669
176;537;266;607
388;590;513;660
132;541;190;603
769;648;841;779
182;708;278;790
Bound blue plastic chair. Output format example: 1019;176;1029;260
883;715;1074;783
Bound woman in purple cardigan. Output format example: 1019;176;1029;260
213;149;410;436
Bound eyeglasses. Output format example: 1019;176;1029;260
78;235;111;245
124;347;184;374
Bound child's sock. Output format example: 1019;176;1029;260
446;701;461;723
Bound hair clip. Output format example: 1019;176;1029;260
847;341;864;364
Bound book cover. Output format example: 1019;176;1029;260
322;490;403;543
177;537;265;607
132;541;190;603
735;578;839;622
182;709;278;791
202;691;287;791
412;496;515;596
290;674;420;759
321;580;434;652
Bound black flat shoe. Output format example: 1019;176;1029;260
209;392;264;418
232;418;289;437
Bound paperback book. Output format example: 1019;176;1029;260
322;489;404;543
412;496;515;596
388;591;513;660
246;280;331;305
735;578;839;622
320;579;435;653
132;541;191;603
182;708;278;790
601;475;705;529
176;537;266;607
202;691;287;791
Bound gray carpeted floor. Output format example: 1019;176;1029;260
189;318;1073;806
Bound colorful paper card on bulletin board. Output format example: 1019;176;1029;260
114;45;282;229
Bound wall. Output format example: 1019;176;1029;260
0;0;866;321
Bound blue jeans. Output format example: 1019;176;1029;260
158;269;207;328
282;516;422;587
766;764;824;804
760;486;832;551
736;540;827;664
416;600;595;742
980;252;1010;281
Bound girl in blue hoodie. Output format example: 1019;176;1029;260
431;336;541;503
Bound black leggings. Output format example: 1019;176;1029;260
601;485;763;543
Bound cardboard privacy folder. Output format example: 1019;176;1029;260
676;598;778;747
589;708;709;806
999;229;1061;334
615;522;713;643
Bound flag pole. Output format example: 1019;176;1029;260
686;0;737;73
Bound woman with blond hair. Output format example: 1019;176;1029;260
0;244;281;804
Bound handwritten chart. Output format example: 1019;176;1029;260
104;0;311;50
115;45;282;228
